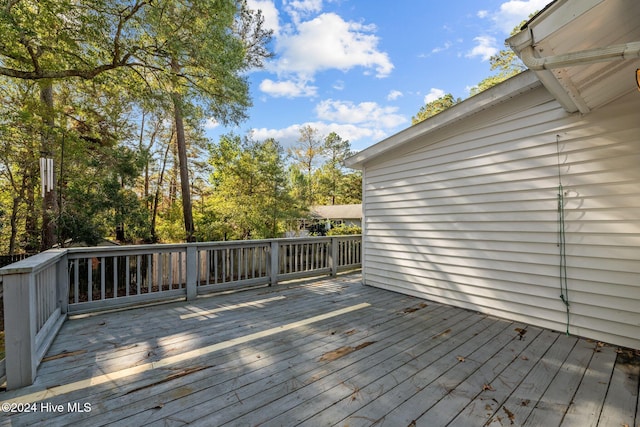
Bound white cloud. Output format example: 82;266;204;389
466;36;498;61
259;78;318;98
315;99;407;128
431;41;452;54
387;90;403;101
250;122;389;149
204;118;219;129
424;88;446;104
270;12;393;80
249;98;407;149
491;0;548;33
283;0;323;24
465;0;546;67
247;0;281;35
332;80;345;91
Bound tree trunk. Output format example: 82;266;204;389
40;81;58;250
139;111;150;209
150;132;173;243
171;59;195;242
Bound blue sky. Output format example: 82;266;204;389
206;0;549;152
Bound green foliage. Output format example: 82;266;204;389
0;79;41;252
317;132;353;205
411;93;460;125
469;19;530;96
327;223;361;236
286;129;362;207
0;0;272;95
57;142;151;245
288;125;324;206
0;0;273;250
156;203;187;243
204;134;300;240
470;47;526;96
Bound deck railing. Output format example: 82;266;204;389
0;235;361;389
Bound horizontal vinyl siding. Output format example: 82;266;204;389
362;86;640;349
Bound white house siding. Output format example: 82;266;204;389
361;85;640;350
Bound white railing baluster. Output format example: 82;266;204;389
168;252;173;290
73;259;79;304
87;257;92;302
100;257;105;300
146;254;152;293
178;251;183;289
113;257;118;298
125;255;130;297
157;253;163;292
136;255;141;295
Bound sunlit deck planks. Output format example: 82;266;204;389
1;273;638;426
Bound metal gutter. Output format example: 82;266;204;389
508;35;640;114
518;42;640;71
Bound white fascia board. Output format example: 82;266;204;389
527;0;603;43
345;71;542;169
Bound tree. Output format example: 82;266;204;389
470;48;526;96
470;21;528;96
0;0;272;245
337;171;362;205
0;0;269;84
205;135;296;240
289;125;325;206
412;93;460;125
318;132;353;205
0;79;40;252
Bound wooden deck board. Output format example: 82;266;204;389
410;323;534;427
296;318;518;426
319;317;507;427
131;299;457;425
242;310;491;427
1;273;638;427
560;344;620;427
78;288;427;426
522;339;595;427
299;318;516;427
484;333;579;426
597;349;640;427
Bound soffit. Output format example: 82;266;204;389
511;0;640;113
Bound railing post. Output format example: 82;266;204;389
186;245;197;301
270;240;279;286
330;237;338;277
57;254;69;314
3;271;37;389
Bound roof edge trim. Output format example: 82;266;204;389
345;71;541;169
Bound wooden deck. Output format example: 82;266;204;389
1;273;638;426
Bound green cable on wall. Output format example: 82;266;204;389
556;135;570;335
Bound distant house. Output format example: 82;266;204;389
309;204;362;228
285;204;362;237
346;0;640;350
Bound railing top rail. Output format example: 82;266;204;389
64;235;362;255
0;249;67;276
2;235;362;271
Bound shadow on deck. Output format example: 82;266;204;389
0;273;638;426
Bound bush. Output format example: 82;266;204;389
327;223;361;236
